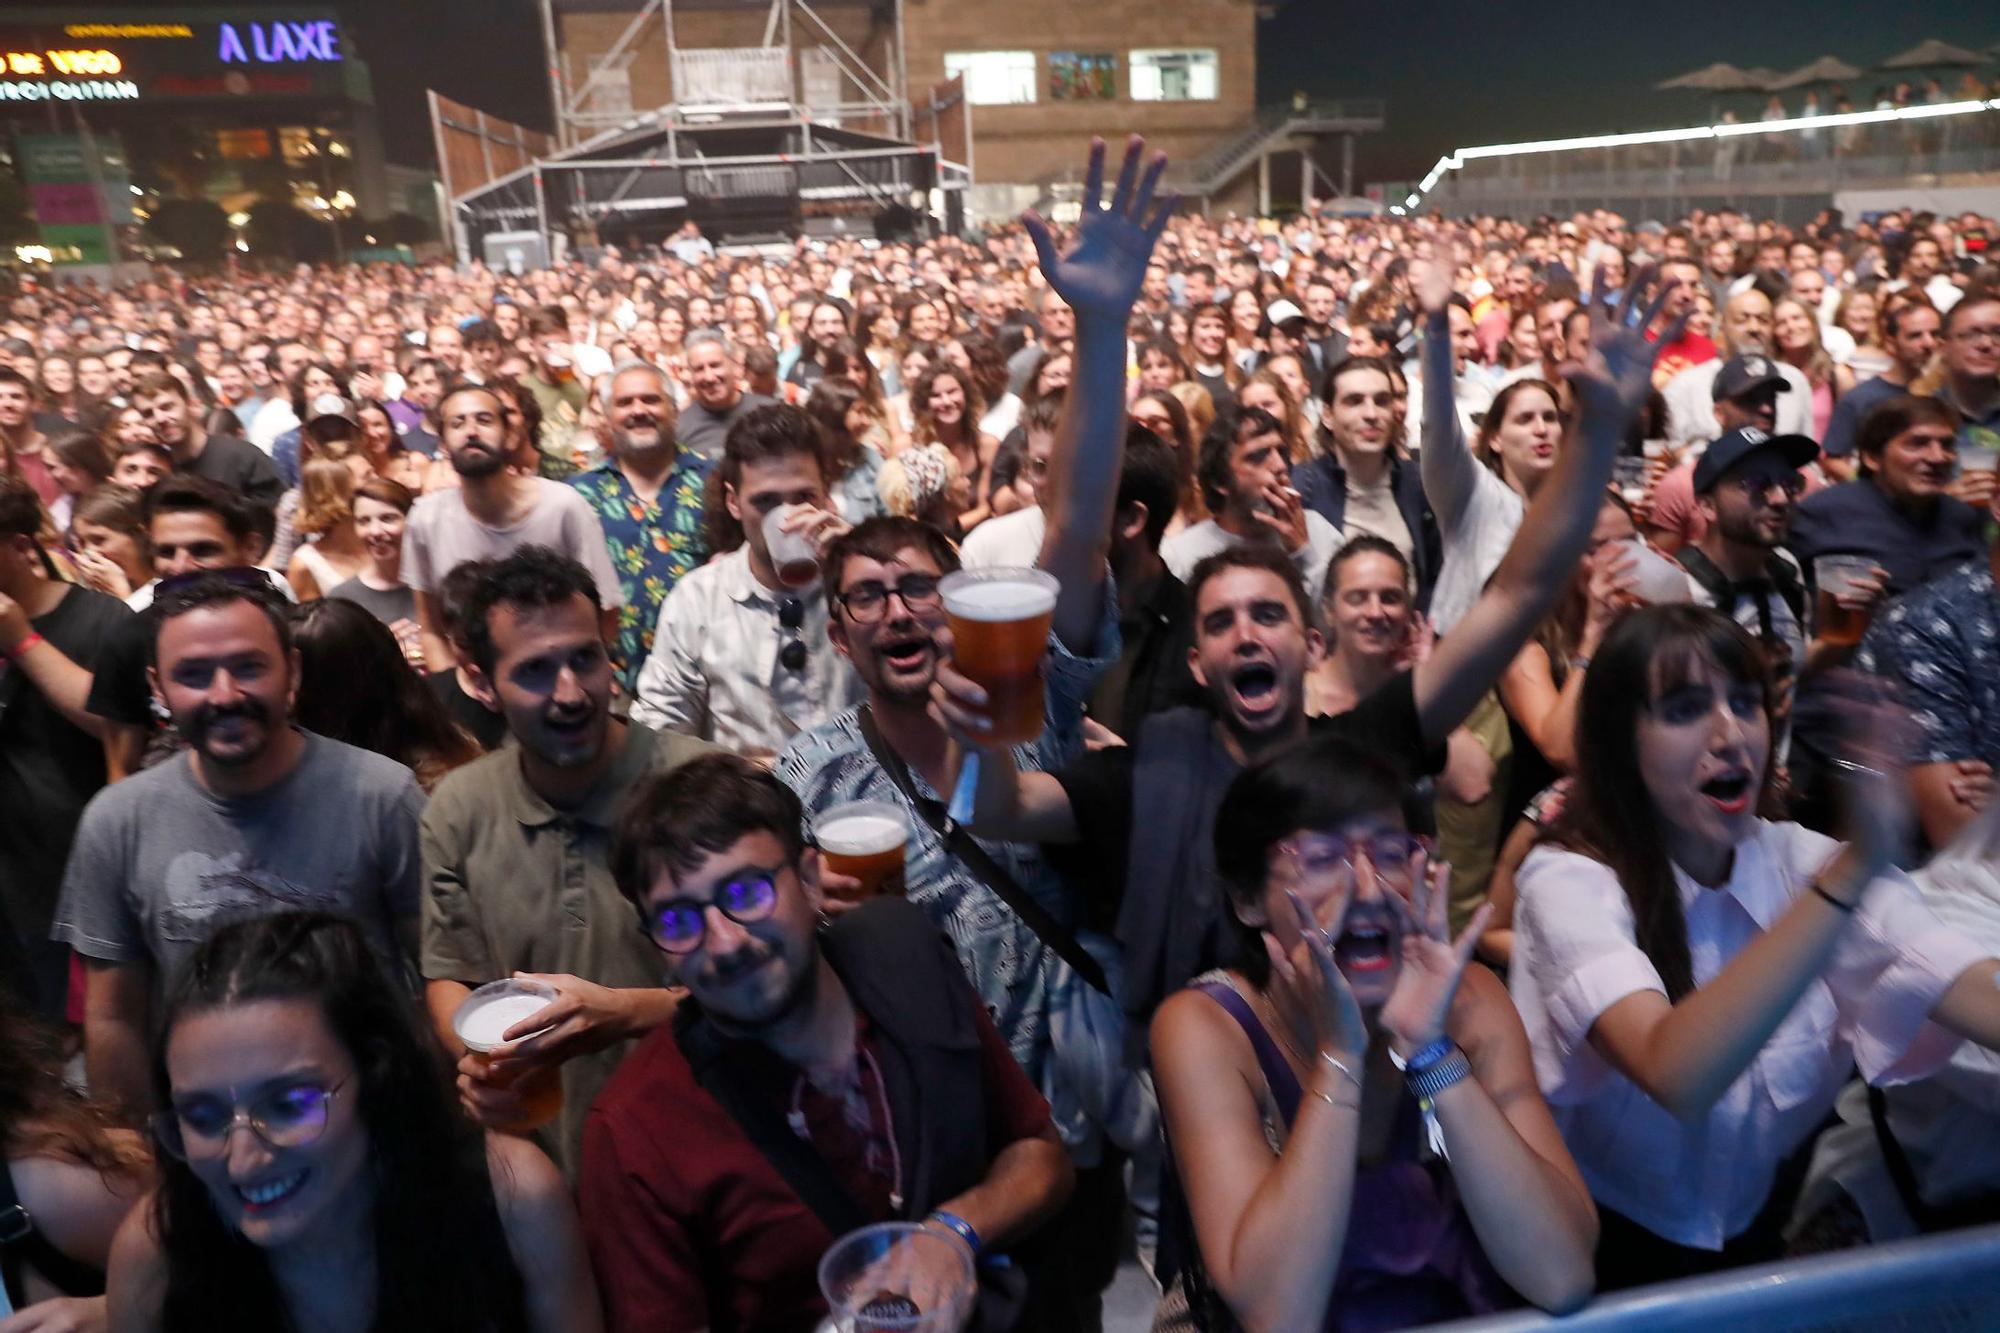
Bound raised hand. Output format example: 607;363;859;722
1268;884;1368;1064
1022;136;1176;324
1377;849;1491;1058
1567;264;1686;431
1412;257;1454;319
1821;671;1920;874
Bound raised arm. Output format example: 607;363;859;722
1025;135;1175;652
1413;268;1685;746
1414;261;1480;535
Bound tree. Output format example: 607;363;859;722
144;198;230;261
244;200;333;261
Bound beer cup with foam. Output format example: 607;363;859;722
938;567;1059;748
816;800;909;900
452;978;565;1133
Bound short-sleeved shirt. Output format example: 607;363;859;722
581;987;1050;1333
0;585;130;949
1819;374;1906;460
774;582;1117;1140
179;432;284;508
567;455;711;691
1052;671;1439;923
420;722;718;1177
1856;561;2000;769
677;393;777;461
1788;481;1986;599
52;732;426;990
327;576;417;630
1510;821;1987;1249
400;478;625;607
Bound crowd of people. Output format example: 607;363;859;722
2;128;2000;1332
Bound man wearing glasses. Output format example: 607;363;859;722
419;546;717;1178
629;403;858;760
583;753;1074;1332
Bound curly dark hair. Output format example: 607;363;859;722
459;544;602;675
149;912;529;1333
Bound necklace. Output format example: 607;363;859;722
788;1043;905;1213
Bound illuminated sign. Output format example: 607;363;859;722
0;9;350;105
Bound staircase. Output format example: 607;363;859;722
1175;99;1386;198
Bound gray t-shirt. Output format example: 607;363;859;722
676;392;776;460
400;477;624;605
52;731;427;989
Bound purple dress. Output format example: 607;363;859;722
1191;977;1516;1331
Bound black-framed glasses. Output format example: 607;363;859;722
837;574;943;624
643;869;782;954
778;596;808;673
150;1079;345;1162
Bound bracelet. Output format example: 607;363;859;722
0;631;42;662
1569;654;1592;674
1307;1084;1361;1112
1810;880;1856;915
926;1209;982;1259
1404;1045;1473;1103
1394;1037;1456;1076
1318;1049;1363;1091
1829;758;1884;781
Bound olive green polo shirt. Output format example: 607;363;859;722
420;722;717;1177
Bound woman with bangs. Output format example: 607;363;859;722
1509;605;2000;1290
1151;735;1598;1331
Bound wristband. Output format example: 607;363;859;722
926;1209;981;1259
0;631;42;662
1404;1045;1472;1102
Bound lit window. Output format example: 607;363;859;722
944;51;1037;106
1050;52;1116;102
1129;49;1218;102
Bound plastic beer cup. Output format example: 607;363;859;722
816;801;909;900
819;1222;975;1332
763;503;824;589
1814;555;1876;648
938;567;1059;748
452;978;565;1134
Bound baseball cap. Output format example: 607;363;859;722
1711;354;1789;402
304;393;357;429
1265;299;1304;326
1692;425;1818;493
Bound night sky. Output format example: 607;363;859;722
91;0;2000;188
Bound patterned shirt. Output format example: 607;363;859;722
1857;561;2000;768
569;453;712;691
774;579;1119;1146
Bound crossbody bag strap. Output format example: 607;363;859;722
857;708;1110;996
673;1010;872;1239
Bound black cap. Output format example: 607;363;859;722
1693;425;1819;493
1711;353;1789;402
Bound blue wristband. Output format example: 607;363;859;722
1399;1037;1455;1075
926;1209;981;1258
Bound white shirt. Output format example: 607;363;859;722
127;566;296;611
979;394;1023;442
628;545;864;758
1419;421;1525;636
1404;368;1492;447
960;505;1046;569
1160;513;1343;609
1662;358;1817;448
1510;821;1986;1249
246;397;299;453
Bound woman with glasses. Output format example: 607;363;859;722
1509;607;2000;1289
0;992;150;1330
1150;734;1598;1331
108;912;601;1333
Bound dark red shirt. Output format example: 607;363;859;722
579;990;1052;1333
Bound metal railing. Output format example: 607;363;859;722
1175;99;1388;195
671;47;793;107
1430;1223;2000;1331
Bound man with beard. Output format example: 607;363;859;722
420;546;717;1178
631;404;858;758
775;135;1172;1320
1661;290;1814;447
1680;426;1819;731
676;330;777;460
568;361;711;691
1644;353;1793;554
130;370;284;507
402;381;623;674
939;269;1680;1059
583;753;1075;1332
52;573;425;1114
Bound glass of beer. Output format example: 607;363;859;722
1814;555;1876;648
938;567;1059;747
762;503;823;589
452;978;564;1134
819;1222;975;1333
816;801;909;900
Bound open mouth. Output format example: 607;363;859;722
878;637;932;674
1333;923;1396;974
236;1169;309;1211
545;710;594;740
1230;661;1281;712
1700;771;1753;815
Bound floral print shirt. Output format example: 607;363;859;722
568;452;712;691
